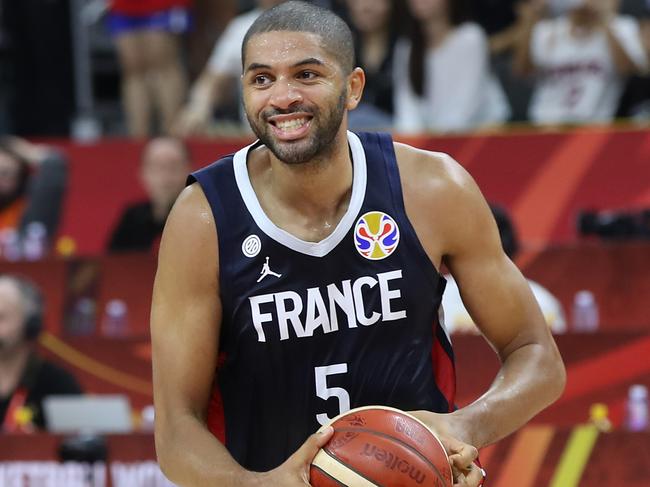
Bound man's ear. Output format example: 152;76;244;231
346;67;366;111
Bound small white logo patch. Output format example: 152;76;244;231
242;234;261;258
257;256;282;283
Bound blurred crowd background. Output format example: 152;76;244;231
1;0;649;138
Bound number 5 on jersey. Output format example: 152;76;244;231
315;363;350;425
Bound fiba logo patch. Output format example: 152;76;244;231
354;211;400;260
242;234;261;258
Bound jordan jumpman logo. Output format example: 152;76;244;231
257;256;282;283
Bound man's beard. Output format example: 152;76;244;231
246;89;347;165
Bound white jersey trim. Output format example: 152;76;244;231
233;131;367;258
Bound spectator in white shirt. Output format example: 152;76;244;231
173;0;286;136
393;0;510;133
514;0;648;124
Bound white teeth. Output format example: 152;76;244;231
276;118;307;131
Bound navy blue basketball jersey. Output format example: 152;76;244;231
188;131;455;472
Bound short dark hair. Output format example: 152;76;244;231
241;1;355;73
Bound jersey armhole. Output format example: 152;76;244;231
188;162;236;320
375;133;447;297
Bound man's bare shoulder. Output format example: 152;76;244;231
167;183;215;232
393;141;476;204
159;183;218;267
392;141;493;263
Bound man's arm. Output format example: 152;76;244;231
396;143;566;448
603;26;641;75
152;184;332;486
512;0;546;77
441;175;565;449
591;4;648;76
172;11;247;137
152;183;244;485
172;71;236;136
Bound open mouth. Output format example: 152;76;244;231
268;114;313;141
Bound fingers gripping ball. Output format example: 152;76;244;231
310;406;452;487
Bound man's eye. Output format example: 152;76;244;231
298;71;317;80
253;75;271;85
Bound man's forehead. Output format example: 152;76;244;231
244;30;333;66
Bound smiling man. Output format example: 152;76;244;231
151;2;566;486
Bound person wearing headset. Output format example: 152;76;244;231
0;275;82;432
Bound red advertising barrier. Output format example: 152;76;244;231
3;240;647;336
42;127;650;255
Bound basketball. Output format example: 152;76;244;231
310;406;452;487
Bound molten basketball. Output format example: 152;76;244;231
311;406;452;487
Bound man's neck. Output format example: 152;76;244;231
250;128;354;241
269;129;352;214
0;346;30;397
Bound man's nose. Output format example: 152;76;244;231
269;78;303;110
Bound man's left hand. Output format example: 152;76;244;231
408;410;484;487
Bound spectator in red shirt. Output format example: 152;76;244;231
107;0;193;137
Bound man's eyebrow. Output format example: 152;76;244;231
292;58;325;68
245;58;326;73
245;62;272;73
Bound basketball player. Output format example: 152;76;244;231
151;2;566;485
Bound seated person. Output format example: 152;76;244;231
344;0;398;129
394;0;510;133
173;0;286;136
0;137;68;254
514;0;648;124
108;137;190;252
442;205;566;334
470;0;537;122
0;275;82;432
